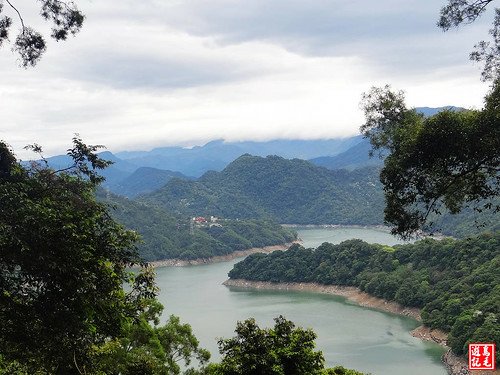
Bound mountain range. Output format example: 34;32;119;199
309;138;384;170
39;106;467;198
114;137;363;177
138;153;498;237
43;136;368;196
140;154;386;225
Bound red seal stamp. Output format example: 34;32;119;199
468;343;496;370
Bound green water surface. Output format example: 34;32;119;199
155;227;446;375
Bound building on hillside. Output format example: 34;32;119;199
193;216;223;228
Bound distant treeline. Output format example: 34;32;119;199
140;154;498;238
228;233;500;362
97;190;297;261
141;155;386;225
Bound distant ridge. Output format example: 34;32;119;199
416;106;465;117
36;106;464;193
109;167;191;197
310;139;383;171
42;150;138;188
140;154;386;225
311;106;466;170
115;137;363;177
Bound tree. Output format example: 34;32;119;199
0;0;84;67
93;299;210;375
320;367;367;375
209;316;325;375
360;0;500;238
438;0;499;81
360;84;499;238
0;137;157;373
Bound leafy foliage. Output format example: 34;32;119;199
228;233;500;363
360;84;500;238
93;299;210;375
438;0;498;81
0;139;157;373
0;0;84;67
139;153;497;238
204;316;367;375
359;86;410;155
141;155;386;226
320;367;367;375
99;190;297;261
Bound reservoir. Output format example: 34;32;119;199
155;227;447;375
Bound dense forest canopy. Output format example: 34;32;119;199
0;139;158;372
360;82;500;239
139;153;498;238
228;233;500;364
141;155;387;225
99;189;297;261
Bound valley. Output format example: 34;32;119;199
3;1;499;373
154;227;448;375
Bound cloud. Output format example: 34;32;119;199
158;0;493;75
0;0;493;159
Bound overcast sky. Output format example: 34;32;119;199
0;0;495;158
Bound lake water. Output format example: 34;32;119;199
155;227;447;375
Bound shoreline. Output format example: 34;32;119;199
144;225;453;268
223;279;489;375
146;241;300;267
223;279;422;320
281;224;393;232
281;224;453;240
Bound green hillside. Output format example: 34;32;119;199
310;139;384;170
141;154;386;225
228;233;500;363
140;154;498;238
109;166;191;197
97;190;297;261
430;201;500;237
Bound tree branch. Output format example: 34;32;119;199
73;351;84;375
5;0;25;32
420;155;497;223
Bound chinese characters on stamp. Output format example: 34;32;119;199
469;343;496;370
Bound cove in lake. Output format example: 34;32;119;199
155;227;447;375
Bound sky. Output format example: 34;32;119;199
0;0;495;158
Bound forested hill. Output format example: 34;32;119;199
108;166;191;197
97;190;297;261
228;233;500;363
140;154;386;225
139;154;498;238
310;139;384;171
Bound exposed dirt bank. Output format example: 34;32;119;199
410;325;447;345
442;349;499;375
147;242;300;267
223;279;421;320
223;279;497;375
